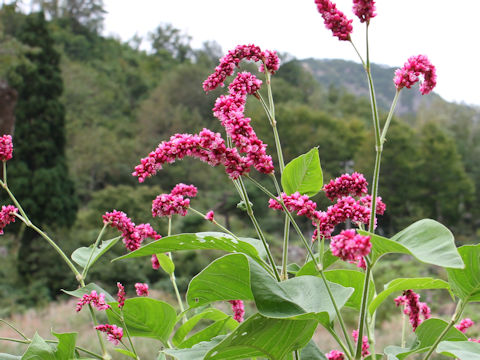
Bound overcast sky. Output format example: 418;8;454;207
103;0;480;106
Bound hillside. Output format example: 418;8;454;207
301;58;442;115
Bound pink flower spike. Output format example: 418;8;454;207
0;135;13;162
151;254;160;270
135;283;149;297
0;205;18;235
394;55;437;95
76;291;111;312
95;324;123;345
323;172;368;201
326;350;345;360
117;283;125;309
171;183;198;198
314;0;353;41
205;211;215;222
352;330;370;357
260;50;280;74
229;300;245;323
353;0;376;23
456;318;474;333
330;229;371;263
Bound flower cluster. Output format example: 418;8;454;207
229;300;245;323
152;183;198;218
352;329;370;357
205;210;215;222
151;254;160;270
213;72;274;174
202;44;279;92
394;290;431;331
103;210;161;251
133;129;251;182
330;229;371;265
135;283;149;296
326;350;345;360
314;0;353;41
95;324;123;345
268;192;318;220
0;135;13;162
323;172;368;201
352;0;376;23
76;291;111;312
394;55;437;95
456;318;474;333
0;205;18;235
117;282;126;309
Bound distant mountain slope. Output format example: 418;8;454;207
300;58;442;115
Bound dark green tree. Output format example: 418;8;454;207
8;12;77;297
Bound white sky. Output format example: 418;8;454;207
103;0;480;106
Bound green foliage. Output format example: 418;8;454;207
437;341;480;359
281;147;323;197
446;244;480;302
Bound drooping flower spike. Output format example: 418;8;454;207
394;290;431;331
0;205;18;235
326;350;345;360
229;300;245;323
330;229;371;266
135;283;149;296
314;0;353;41
0;135;13;162
323;172;368;201
456;318;474;334
202;44;280;92
394;55;437;95
117;282;126;309
95;324;123;345
152;184;198;218
352;329;370;357
76;291;111;312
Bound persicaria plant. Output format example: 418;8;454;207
1;1;479;360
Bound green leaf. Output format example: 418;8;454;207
359;219;464;268
0;355;21;360
187;254;353;328
113;232;268;267
106;298;176;343
204;313;318;360
300;340;327;359
155;253;175;275
114;349;138;359
323;270;375;311
369;278;451;315
296;250;338;276
21;333;56;360
71;237;120;269
62;283;115;303
447;244;480;302
52;331;77;359
282;147;323;197
187;254;254;308
164;337;225;360
179;318;232;349
172;308;237;347
383;318;467;359
437;341;480;359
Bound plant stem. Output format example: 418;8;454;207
82;223;108;279
294;350;300;360
422;300;466;360
1;180;31;225
401;309;407;348
167;217;186;318
0;319;28;340
380;90;401;144
0;336;104;359
237;177;281;281
327;327;353;360
87;303;109;358
3;161;7;186
120;309;138;359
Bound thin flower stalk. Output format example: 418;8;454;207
82;223;108;279
166;217;186;319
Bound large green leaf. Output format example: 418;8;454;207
187;254;254;308
71;237;120;269
323;270;374;311
187;254;353;327
447;244;480;302
281;147;323;197
0;355;21;360
113;232;267;266
300;340;327;359
106;298;176;343
383;318;467;359
155;253;175;275
21;333;56;360
359;219;464;268
179;318;232;349
369;278;451;315
296;250;338;276
437;341;480;359
164;337;225;360
62;282;115;303
52;331;77;359
172;308;238;347
203;314;318;360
